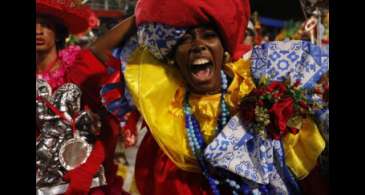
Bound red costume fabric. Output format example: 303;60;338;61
36;0;92;34
65;49;127;195
135;0;251;61
135;131;213;195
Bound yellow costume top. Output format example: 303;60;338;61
124;47;325;178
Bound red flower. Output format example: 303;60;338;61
273;133;281;140
314;87;322;94
239;79;309;139
299;100;308;110
88;12;100;29
323;83;329;91
254;88;265;96
266;81;286;93
294;80;301;88
272;91;282;99
258;99;264;107
288;127;299;134
269;97;294;132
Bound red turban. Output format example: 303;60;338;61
135;0;251;61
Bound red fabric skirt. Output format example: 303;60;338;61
135;131;213;195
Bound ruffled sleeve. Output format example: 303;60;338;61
225;58;256;114
282;118;325;179
65;49;120;100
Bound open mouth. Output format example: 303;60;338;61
36;38;45;45
190;58;214;81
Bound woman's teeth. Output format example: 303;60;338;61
189;58;213;81
192;58;210;65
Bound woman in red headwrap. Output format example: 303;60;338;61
78;0;256;194
73;0;329;194
36;0;127;194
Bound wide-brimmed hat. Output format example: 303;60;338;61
36;0;92;34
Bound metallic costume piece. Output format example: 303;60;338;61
36;79;106;193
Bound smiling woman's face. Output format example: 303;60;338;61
174;25;225;95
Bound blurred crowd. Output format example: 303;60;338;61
244;10;329;47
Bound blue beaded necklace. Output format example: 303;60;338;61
183;70;231;195
184;70;273;194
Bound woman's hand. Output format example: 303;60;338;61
90;15;136;63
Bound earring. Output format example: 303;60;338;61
224;52;231;63
167;59;175;65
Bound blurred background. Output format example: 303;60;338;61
67;0;329;49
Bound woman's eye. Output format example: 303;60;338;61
37;21;52;29
203;31;217;39
181;34;193;43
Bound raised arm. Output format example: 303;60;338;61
90;15;136;63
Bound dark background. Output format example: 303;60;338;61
250;0;305;20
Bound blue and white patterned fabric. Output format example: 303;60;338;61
137;23;187;60
205;40;329;194
204;115;290;195
113;34;139;73
112;35;140;108
251;40;329;89
251;40;329;144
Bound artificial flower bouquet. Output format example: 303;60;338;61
239;76;327;140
